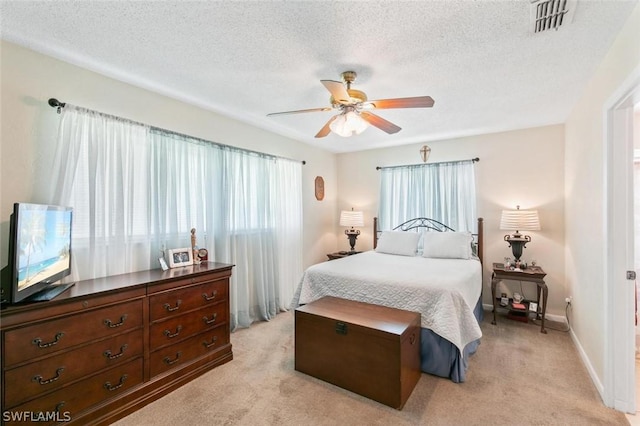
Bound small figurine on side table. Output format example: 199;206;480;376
191;228;201;265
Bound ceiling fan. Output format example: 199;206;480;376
267;71;435;138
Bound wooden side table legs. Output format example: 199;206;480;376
491;273;498;325
539;282;548;334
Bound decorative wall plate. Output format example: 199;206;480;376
315;176;325;201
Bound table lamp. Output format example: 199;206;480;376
340;209;364;252
500;205;540;262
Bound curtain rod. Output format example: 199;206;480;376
48;98;306;165
376;157;479;170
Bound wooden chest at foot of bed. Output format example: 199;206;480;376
294;296;421;409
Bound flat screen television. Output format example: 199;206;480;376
1;202;74;304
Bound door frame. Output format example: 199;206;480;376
605;64;640;412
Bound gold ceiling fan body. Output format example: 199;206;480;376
267;71;435;138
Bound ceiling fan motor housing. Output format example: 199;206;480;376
330;89;367;108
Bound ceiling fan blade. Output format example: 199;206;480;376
367;96;435;109
315;116;337;138
360;112;401;134
267;107;332;117
321;80;351;104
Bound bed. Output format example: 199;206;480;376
291;217;484;383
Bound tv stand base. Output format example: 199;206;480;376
24;282;75;302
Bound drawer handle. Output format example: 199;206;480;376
163;300;182;312
203;336;218;349
104;314;128;328
33;367;64;385
163;351;182;365
55;402;65;413
104;344;129;360
202;290;218;301
103;374;128;392
410;333;417;345
163;325;183;338
32;332;64;348
203;313;218;325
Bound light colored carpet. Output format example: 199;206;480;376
113;310;627;426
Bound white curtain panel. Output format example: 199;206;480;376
47;105;303;329
378;160;477;232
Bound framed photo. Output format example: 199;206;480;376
168;248;193;268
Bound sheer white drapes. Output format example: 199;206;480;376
48;106;153;278
378;160;477;231
47;105;302;329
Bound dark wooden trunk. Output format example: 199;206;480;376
295;296;421;409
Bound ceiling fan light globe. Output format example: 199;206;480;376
329;111;368;137
345;111;368;134
329;114;350;137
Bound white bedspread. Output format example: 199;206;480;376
291;251;483;354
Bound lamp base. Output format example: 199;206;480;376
504;234;531;261
345;229;360;252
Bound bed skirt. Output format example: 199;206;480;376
419;296;483;383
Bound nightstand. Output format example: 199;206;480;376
327;251;361;260
491;262;548;333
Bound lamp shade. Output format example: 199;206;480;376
329;111;368;137
339;210;364;228
500;207;540;232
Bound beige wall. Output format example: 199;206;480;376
337;125;567;315
0;40;338;270
564;4;640;384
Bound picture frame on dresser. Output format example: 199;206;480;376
168;248;193;268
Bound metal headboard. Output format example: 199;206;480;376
392;217;455;233
373;216;484;265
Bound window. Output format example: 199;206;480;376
46;105;302;329
378;160;477;232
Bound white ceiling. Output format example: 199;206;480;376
1;1;637;153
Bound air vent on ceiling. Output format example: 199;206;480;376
530;0;577;33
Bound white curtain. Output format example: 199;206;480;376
378;160;477;232
47;105;302;329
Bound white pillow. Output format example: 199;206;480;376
422;231;473;259
375;231;420;256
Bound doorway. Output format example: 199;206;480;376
606;65;640;413
633;108;640;416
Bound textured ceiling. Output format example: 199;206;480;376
1;1;637;153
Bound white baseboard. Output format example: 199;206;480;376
569;327;605;402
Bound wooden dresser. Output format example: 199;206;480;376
0;262;233;425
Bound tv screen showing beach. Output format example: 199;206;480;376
17;205;72;291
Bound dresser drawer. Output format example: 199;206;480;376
149;326;229;377
4;358;143;425
4;328;143;408
150;303;228;351
149;279;228;322
4;299;143;367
